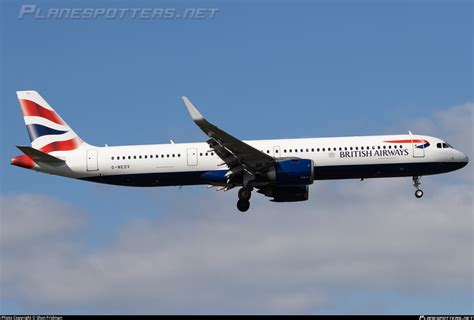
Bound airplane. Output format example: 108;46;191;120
11;91;469;212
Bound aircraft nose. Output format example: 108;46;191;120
456;151;469;169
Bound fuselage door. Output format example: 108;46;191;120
412;136;426;158
187;148;198;166
86;149;99;171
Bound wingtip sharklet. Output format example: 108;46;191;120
182;96;204;121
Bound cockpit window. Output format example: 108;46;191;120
437;142;453;148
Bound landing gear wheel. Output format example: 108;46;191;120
237;199;250;212
412;176;423;198
238;187;252;201
415;189;424;198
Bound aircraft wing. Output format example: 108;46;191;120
182;97;275;178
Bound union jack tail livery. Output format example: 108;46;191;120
17;90;85;153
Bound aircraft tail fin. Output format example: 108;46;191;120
16;90;87;153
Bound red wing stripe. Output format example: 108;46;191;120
40;138;82;153
19;99;65;125
384;139;428;144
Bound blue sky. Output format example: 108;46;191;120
1;0;472;314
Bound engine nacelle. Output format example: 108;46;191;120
267;159;314;185
258;185;309;202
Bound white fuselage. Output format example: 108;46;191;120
29;134;468;187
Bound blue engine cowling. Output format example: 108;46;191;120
267;159;314;185
258;185;309;202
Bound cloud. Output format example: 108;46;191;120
0;194;85;248
407;102;473;182
1;181;472;313
1;103;473;314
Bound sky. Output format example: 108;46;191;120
0;0;473;315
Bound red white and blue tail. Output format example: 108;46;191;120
16;90;86;153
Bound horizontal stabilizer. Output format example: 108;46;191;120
16;145;65;163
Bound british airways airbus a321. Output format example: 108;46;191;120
11;91;469;212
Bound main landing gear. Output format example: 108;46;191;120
413;176;424;198
237;187;252;212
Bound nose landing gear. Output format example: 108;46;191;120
415;189;424;198
413;176;423;198
237;187;252;212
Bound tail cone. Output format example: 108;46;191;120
11;155;35;169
